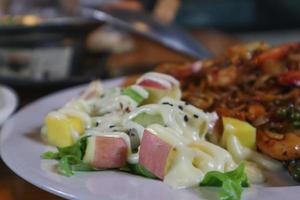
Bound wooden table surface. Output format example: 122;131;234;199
0;89;65;200
0;30;237;200
0;159;64;200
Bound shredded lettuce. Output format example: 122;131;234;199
41;136;96;176
200;163;249;200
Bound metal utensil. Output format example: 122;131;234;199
81;7;212;59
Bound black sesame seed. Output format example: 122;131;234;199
95;122;99;127
162;102;173;106
184;115;189;122
120;103;123;109
129;132;135;136
178;105;183;110
193;114;199;119
185;102;190;105
109;125;115;128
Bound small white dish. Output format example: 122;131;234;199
0;78;298;200
0;84;18;126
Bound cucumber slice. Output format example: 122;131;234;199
83;137;96;164
127;128;140;152
132;112;164;127
122;85;148;105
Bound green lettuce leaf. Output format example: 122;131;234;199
200;163;249;200
41;136;93;176
129;164;157;179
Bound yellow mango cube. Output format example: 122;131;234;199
222;117;256;149
68;117;85;134
45;114;85;147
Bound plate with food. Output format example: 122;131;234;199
1;42;299;200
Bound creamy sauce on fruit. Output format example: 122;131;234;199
85;129;139;163
147;124;236;188
127;98;218;143
226;134;282;172
86;130;132;154
43;85;140;142
45;101;92;141
137;72;180;89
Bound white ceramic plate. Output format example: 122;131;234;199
0;84;18;126
0;78;299;200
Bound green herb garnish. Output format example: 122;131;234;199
276;104;300;127
200;163;249;200
41;136;96;176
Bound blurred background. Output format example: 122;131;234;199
1;1;300;199
0;0;300;101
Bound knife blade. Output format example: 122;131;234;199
81;7;212;59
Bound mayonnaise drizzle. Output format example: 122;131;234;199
147;124;236;188
127;101;217;143
94;88;138;114
226;134;282;172
86;130;131;154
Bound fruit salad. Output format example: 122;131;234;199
41;72;281;200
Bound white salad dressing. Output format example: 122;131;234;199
59;108;91;127
92;113;124;131
226;134;282;171
64;99;92;114
127;100;218;143
94;88;138;114
147;124;236;188
164;147;204;188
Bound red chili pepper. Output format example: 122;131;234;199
278;71;300;86
255;43;300;64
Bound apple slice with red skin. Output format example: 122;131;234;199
138;79;169;90
138;129;175;179
137;73;181;103
83;136;128;169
